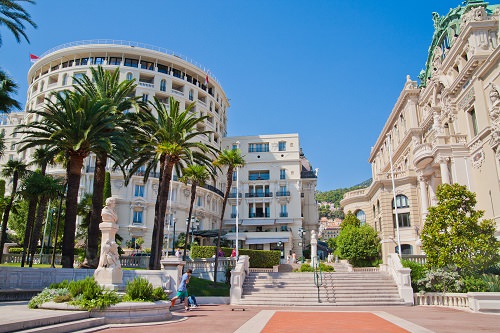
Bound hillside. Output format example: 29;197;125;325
316;178;372;208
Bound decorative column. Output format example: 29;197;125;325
418;174;429;218
94;198;123;289
428;176;437;206
438;155;451;184
310;230;318;267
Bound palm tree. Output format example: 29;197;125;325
16;91;120;268
180;164;211;261
0;131;6;159
212;148;245;285
0;69;20;113
17;171;37;267
127;96;216;269
0;159;28;263
28;174;63;267
30;146;58;175
0;0;37;47
73;66;138;268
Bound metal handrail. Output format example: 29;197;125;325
313;257;323;303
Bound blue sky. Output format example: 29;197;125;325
0;0;466;191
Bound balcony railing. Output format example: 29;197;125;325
229;192;242;198
279;212;288;217
248;175;270;181
275;191;290;197
231;213;237;218
249;213;270;218
245;192;273;198
203;184;224;198
301;171;317;179
138;81;154;88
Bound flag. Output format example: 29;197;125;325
30;54;39;63
205;73;209;86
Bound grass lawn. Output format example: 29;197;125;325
188;276;230;297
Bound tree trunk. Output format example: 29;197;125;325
214;167;234;286
149;156;165;270
0;174;18;264
85;153;107;268
29;195;49;267
61;155;84;268
183;183;197;262
21;198;38;267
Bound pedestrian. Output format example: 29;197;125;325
286;254;291;264
175;248;181;259
292;252;297;263
231;248;236;257
181;294;199;308
217;247;224;257
170;269;192;312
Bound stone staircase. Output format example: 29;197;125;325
238;266;405;306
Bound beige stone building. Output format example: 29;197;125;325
341;1;500;261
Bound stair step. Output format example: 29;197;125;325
15;318;105;333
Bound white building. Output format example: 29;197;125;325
1;40;318;257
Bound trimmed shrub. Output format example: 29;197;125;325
8;247;23;254
401;260;427;291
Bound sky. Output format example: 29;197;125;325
0;0;468;191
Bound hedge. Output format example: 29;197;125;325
190;246;280;268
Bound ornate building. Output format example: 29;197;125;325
341;1;500;261
0;40;318;257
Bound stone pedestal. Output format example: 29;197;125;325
160;257;185;296
94;222;123;289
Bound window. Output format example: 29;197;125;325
248;143;269;152
140;60;154;70
231;205;237;218
142;94;148;103
108;57;121;65
248;170;270;180
280;204;288;217
134;185;144;197
124;58;139;68
355;210;366;225
232;171;237;181
94;57;105;65
392;195;409;208
197;196;203;207
399;244;413;255
280;169;286;180
160;79;166;92
189;89;193;101
468;108;478;137
62;74;68;86
126;72;133;81
133;211;143;224
72;73;84;84
157;64;168;74
278;141;286;151
393;213;411;228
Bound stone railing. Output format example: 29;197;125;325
380;253;414;305
414;292;469;308
230;255;250;305
401;254;427;265
353;267;380;272
185;257;236;283
1;254;81;266
343;188;368;200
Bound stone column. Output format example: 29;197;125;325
418;174;429;218
438;155;451;184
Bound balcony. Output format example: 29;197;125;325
229;192;242;198
138;81;154;88
413;143;433;168
245;192;273;198
301;170;317;179
249;213;271;218
279;212;288;217
275;191;290;197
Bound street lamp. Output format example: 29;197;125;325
171;218;177;256
278;241;283;262
298;227;305;263
235;140;240;260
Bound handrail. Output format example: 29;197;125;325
313;257;323;303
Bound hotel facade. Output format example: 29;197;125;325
341;1;500;261
0;41;318;258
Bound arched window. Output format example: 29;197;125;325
189;89;194;101
126;72;133;81
395;244;413;255
392;194;410;228
160;79;166;92
377;200;380;215
355;210;366;225
62;74;68;86
210;101;213;111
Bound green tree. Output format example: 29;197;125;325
0;0;37;47
103;172;111;205
73;66;138;268
0;159;28;263
340;211;360;230
16;91;118;268
335;224;381;267
127;96;215;269
180;164;211;261
213;148;245;285
0;69;20;113
421;183;500;275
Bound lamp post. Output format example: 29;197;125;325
298;227;305;263
171;218;177;256
235;141;240;259
278;241;283;262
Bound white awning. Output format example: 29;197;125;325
245;238;290;245
242;219;275;226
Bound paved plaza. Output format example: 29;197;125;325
2;301;500;333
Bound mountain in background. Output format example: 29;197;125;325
316;178;372;209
